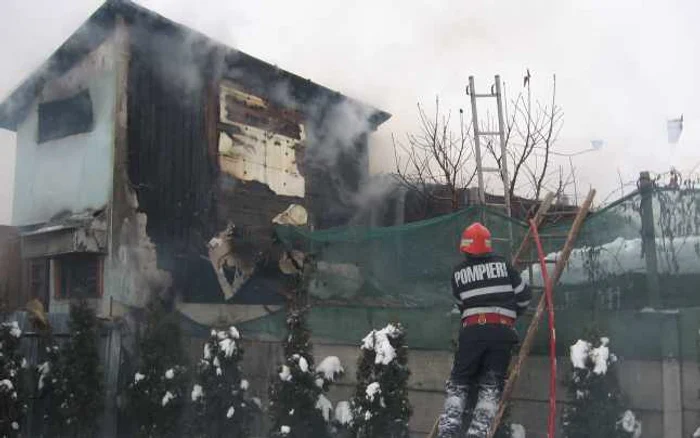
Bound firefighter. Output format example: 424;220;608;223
437;222;532;438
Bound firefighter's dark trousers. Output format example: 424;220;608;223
437;325;516;438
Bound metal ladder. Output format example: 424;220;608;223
466;75;513;253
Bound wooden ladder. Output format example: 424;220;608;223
426;189;595;438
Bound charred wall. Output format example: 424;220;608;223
124;19;382;305
126;24;219;301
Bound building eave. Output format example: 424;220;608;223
0;0;391;132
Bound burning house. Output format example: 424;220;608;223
0;0;389;324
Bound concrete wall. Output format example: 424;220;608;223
210;338;700;438
12;33;117;226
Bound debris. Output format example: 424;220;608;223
272;204;308;226
279;250;305;275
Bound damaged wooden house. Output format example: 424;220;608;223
0;0;390;327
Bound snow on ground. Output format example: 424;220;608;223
334;401;353;425
240;379;249;390
316;356;344;381
361;324;400;365
315;394;333;421
365;382;381;402
280;425;291;435
226;406;235;418
528;236;700;286
164;369;174;380
694;426;700;437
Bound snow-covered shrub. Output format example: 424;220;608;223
36;343;65;435
127;300;188;438
351;323;411;438
563;334;641;438
37;300;103;437
0;321;27;437
268;305;331;438
190;326;256;438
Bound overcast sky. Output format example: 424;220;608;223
1;0;699;224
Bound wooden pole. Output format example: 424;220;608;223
486;189;595;438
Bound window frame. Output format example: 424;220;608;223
53;254;104;300
37;89;95;144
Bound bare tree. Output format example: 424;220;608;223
485;73;565;201
392;97;476;212
394;73;571;215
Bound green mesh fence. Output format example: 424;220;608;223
238;188;700;355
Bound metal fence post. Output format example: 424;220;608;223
639;171;661;308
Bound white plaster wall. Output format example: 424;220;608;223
12;34;117;226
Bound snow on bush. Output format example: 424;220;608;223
37;301;103;437
190;325;255;438
365;382;381;402
570;340;589;370
352;323;411;438
510;423;526;438
269;301;337;438
563;334;640;438
0;320;27;438
317;356;344;382
361;324;400;365
570;337;613;375
127;300;187;438
316;394;333;422
279;364;293;382
334;401;353;426
617;410;642;438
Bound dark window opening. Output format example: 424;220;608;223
54;254;102;299
29;258;50;305
38;89;94;143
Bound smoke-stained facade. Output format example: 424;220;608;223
0;0;390;323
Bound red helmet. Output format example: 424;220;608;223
460;222;492;255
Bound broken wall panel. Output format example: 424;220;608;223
218;81;306;198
